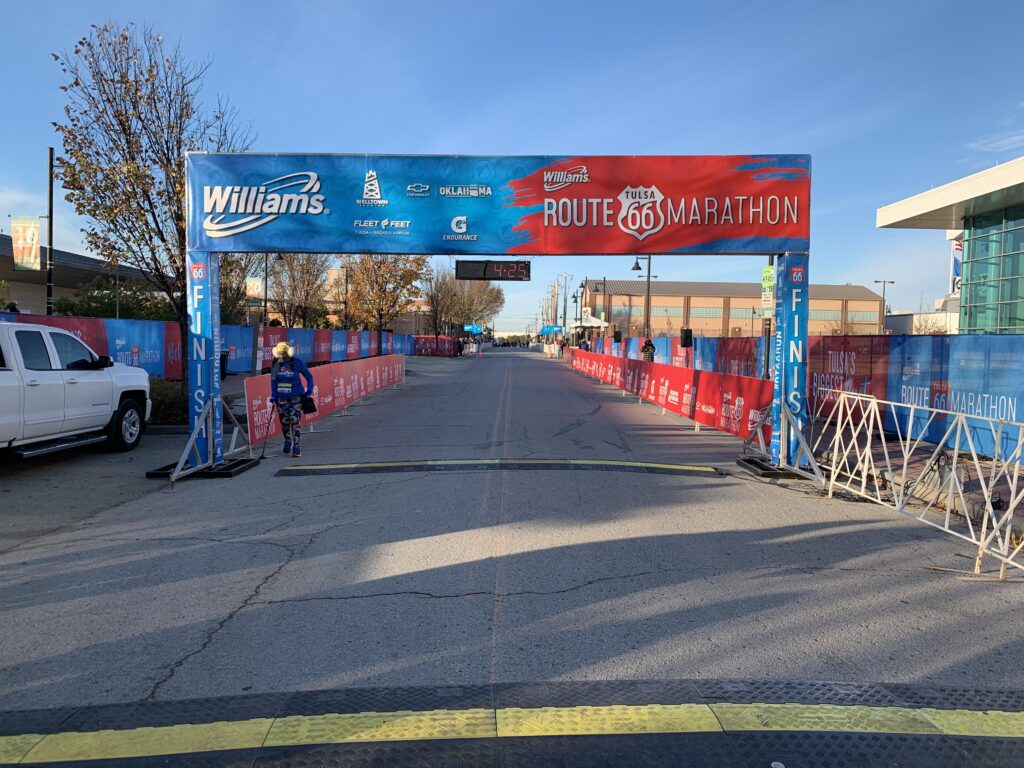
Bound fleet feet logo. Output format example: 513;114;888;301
617;185;665;241
202;172;327;238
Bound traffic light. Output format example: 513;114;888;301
680;328;693;348
613;330;622;343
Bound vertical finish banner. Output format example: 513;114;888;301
11;216;41;270
770;252;809;465
186;251;223;466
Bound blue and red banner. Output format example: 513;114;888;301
186;154;810;256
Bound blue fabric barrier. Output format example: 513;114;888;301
331;330;348;361
287;328;315;360
103;319;166;378
885;335;950;443
947;335;1024;457
627;337;640;359
359;330;371;358
694;337;718;371
221;325;253;374
653;337;671;364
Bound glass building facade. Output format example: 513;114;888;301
961;203;1024;333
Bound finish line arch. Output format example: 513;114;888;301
181;153;811;475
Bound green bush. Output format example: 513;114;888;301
149;378;188;425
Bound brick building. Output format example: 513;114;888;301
579;280;884;338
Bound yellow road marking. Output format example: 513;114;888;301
281;459;717;473
497;704;722;737
18;718;274;764
3;702;1021;764
710;703;940;734
922;707;1024;737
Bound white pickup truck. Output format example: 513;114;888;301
0;321;152;457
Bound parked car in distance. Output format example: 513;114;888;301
0;321;152;457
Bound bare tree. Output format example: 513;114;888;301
453;281;505;330
422;266;457;338
913;316;950;335
53;22;254;390
269;254;333;327
345;254;429;349
220;253;263;326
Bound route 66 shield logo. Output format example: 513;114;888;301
617;185;666;241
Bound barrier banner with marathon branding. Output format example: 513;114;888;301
104;319;164;377
259;327;288;369
185;154;810;256
570;350;770;442
19;315;109;359
244;354;405;443
313;329;333;363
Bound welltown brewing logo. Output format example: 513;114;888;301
202;172;328;238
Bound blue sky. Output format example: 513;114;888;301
3;0;1024;329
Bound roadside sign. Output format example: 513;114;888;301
11;216;41;271
761;266;775;310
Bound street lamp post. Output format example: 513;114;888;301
874;279;895;333
631;255;653;339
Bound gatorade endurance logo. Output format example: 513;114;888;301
202;172;328;238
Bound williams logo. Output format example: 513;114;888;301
617;185;665;241
202;172;327;238
543;165;590;192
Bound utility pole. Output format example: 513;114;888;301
46;147;54;315
559;272;573;335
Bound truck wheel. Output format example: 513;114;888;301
108;400;144;451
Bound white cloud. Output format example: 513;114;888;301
967;130;1024;153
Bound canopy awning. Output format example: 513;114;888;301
570;315;609;329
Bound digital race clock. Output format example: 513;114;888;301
455;260;531;281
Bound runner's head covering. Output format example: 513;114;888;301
273;341;293;359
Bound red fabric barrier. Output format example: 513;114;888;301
164;322;182;380
718;337;759;377
312;329;332;363
369;333;379;357
245;354;405;443
570;350;770;442
412;335;457;356
259;327;288;370
23;316;109;358
808;334;890;416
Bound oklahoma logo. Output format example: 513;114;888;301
617;185;665;241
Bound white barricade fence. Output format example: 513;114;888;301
812;389;1024;579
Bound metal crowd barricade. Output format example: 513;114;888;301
812;389;1024;579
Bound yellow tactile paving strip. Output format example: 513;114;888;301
2;702;1023;764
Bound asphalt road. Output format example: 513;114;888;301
1;350;1021;712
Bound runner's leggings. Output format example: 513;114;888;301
276;397;302;447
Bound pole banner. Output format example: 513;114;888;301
770;252;809;465
11;216;41;270
186;153;810;256
186;251;222;465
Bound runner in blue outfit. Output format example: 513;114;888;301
270;341;314;457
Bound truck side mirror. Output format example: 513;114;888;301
97;355;114;368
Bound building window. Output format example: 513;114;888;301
809;310;841;321
729;307;761;319
650;306;683;317
847;311;879;322
961;204;1024;334
689;306;722;318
